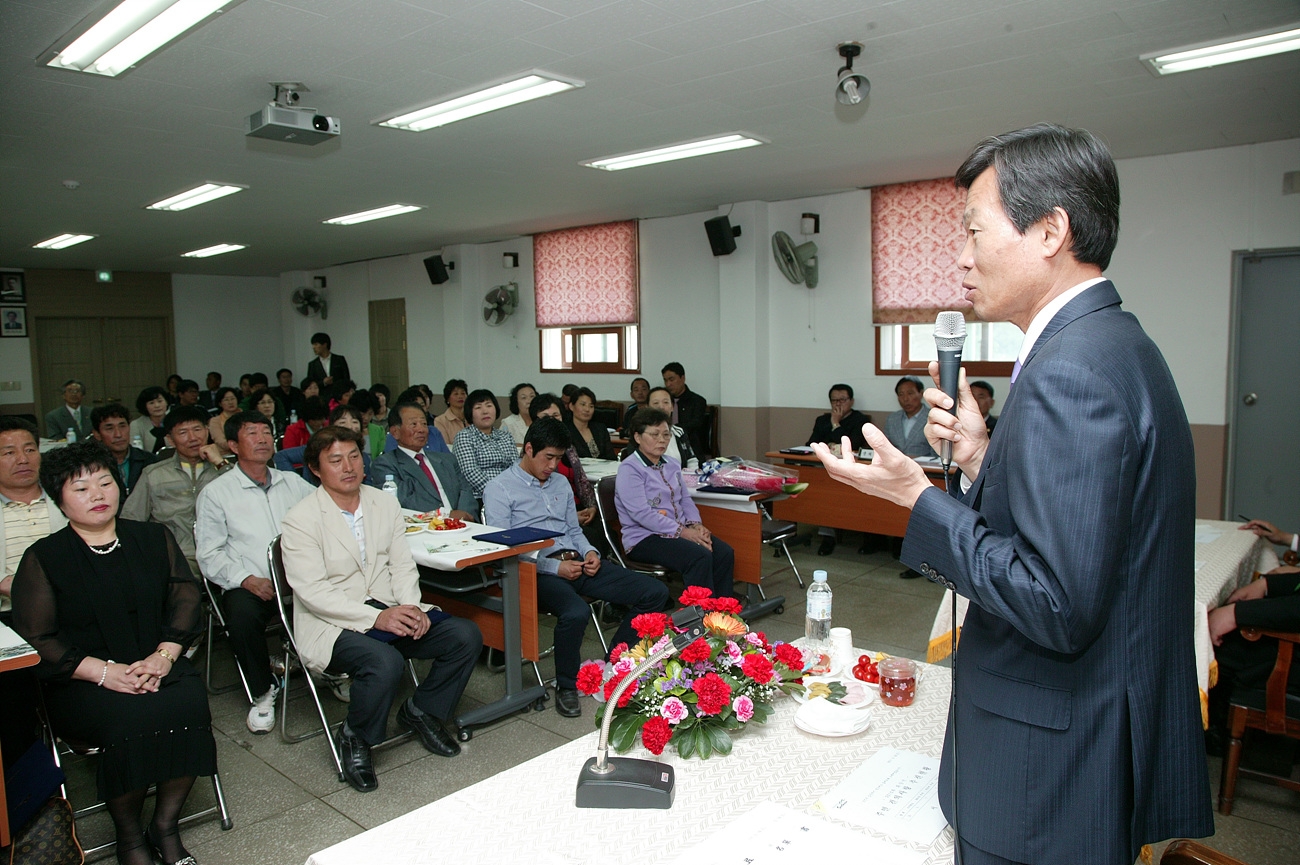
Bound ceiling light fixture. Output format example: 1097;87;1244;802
44;0;241;78
1142;24;1300;75
33;233;96;250
377;72;583;132
181;243;246;258
322;204;423;226
835;42;870;105
582;133;767;171
146;182;246;211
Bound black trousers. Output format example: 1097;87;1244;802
628;534;735;599
219;586;277;699
327;617;481;745
536;561;669;689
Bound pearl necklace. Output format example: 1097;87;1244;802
88;538;121;555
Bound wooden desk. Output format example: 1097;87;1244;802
0;623;39;847
764;452;950;538
691;491;779;589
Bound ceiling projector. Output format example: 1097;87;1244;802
246;82;340;145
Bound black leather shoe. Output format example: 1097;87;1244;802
817;536;836;556
398;700;460;757
555;687;582;718
336;726;377;792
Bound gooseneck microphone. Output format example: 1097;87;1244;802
934;311;967;472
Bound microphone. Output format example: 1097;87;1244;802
934;311;967;472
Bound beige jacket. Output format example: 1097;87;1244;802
279;485;431;673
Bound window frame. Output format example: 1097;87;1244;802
874;324;1015;377
539;324;639;374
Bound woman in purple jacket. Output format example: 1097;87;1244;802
614;409;734;599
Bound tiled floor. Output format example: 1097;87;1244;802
59;532;1299;865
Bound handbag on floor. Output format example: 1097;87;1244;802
7;796;83;865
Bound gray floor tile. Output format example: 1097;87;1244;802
184;800;363;865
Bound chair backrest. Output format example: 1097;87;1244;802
1160;839;1250;865
594;475;628;567
266;536;297;641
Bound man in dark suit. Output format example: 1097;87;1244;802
810;124;1212;864
661;361;709;458
197;371;223;412
43;379;94;440
807;383;870;556
369;402;476;519
90;403;156;497
307;332;349;388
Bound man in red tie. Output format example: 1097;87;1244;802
369;402;477;518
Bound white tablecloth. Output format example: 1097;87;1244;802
403;516;513;571
305;649;955;865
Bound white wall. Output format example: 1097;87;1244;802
0;334;33;406
172;273;283;383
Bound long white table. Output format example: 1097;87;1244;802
305;650;956;865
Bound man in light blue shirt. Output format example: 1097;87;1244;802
483;418;668;718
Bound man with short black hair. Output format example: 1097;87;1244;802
661;362;710;458
44;379;94;440
307;332;349;388
199;371;223;411
90;403;155;497
175;378;201;407
969;380;998;433
275;367;305;416
0;417;66;615
806;384;870;556
883;376;935;457
196;411;316;734
371;403;475;519
484;418;669;717
282;398;330;449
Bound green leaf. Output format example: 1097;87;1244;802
608;712;641;753
676;724;698;759
666;660;683;680
705;723;734;756
750;701;773;723
696;726;714;758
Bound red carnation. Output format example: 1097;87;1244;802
753;631;769;650
608;642;628;662
678;638;712;664
575;662;605;695
691;672;732;715
640;715;672;755
703;596;743;614
741;653;774;684
603;670;639;708
631;612;670;639
774;643;803;670
678;586;714;607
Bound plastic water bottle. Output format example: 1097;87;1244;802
381;474;399;497
66;426;77;443
131;435;144;451
290;409;298;424
805;569;832;647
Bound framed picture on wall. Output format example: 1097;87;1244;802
0;272;24;304
1;306;28;338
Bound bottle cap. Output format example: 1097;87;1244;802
385;474;394;481
813;569;828;582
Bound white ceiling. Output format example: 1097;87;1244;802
2;0;1298;276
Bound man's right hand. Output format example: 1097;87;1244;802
374;605;427;636
241;575;275;601
922;362;989;479
830;405;845;427
557;560;584;581
1239;520;1293;546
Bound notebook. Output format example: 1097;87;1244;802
471;527;564;546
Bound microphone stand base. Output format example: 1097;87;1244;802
575;756;675;809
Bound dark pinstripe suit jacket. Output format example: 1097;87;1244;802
902;282;1214;863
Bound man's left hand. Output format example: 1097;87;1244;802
809;425;931;509
582;551;601;576
1208;604;1238;646
449;509;475;523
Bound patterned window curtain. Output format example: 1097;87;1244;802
534;220;639;327
871;178;969;324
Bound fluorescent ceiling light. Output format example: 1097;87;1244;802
146;182;246;211
181;243;246;258
377;72;583;132
1142;25;1300;75
323;204;423;226
582;133;768;171
46;0;236;78
33;234;96;250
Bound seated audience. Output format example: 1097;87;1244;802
661;362;710;458
560;384;579;419
1;417;67;615
300;377;322;405
282;397;329;449
280;427;481;792
307;332;348;388
530;394;597;527
173;379;201;408
122;406;229;577
383;387;450;454
238;374;253;400
253;388;284;439
196;412;316;734
805;383;869;556
501;382;536;446
91;404;156;498
370;383;392;427
165;373;183;404
275;367;305;417
239;373;270;410
625;377;651;431
132;386;171;454
619;387;696;470
198;371;223;412
348;389;385;457
454;389;517;500
884;376;936;457
969;379;998;433
274;405;375;486
12;440;215;865
434;379;469;449
371;402;476;519
44;378;94;440
616;409;734;599
565;386;614;460
328;378;356;412
484;418;669;717
208;386;242;451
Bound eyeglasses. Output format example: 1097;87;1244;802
830;397;851;404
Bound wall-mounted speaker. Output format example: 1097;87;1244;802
423;254;450;285
704;216;742;256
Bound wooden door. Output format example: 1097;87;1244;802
368;298;409;395
101;318;172;408
35;317;104;411
34;317;171;416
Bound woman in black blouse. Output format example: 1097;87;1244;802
12;441;216;865
564;387;614;460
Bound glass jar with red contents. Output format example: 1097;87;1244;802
878;657;918;707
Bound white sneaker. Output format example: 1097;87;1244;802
246;684;279;734
323;673;351;704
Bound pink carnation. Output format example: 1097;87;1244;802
660;696;688;725
733;695;754;722
724;640;743;661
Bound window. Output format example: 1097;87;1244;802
540;325;639;373
875;322;1018;375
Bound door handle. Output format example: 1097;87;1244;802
1242;392;1257;406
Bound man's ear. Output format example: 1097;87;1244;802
1040;206;1072;259
522;443;534;459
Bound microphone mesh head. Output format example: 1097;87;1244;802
934;311;966;350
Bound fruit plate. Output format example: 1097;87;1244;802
404;523;471;536
792;676;875;709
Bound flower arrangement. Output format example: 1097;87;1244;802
575;587;806;759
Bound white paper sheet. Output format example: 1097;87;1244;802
813;747;947;846
0;621;36;662
668;802;926;865
1195;525;1225;545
